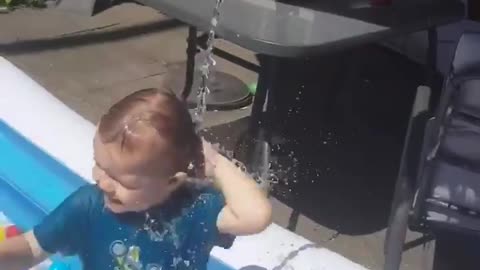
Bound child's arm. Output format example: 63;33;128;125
0;231;48;270
203;142;272;236
0;185;95;270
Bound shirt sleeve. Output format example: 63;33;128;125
33;185;95;256
182;189;226;269
201;190;235;249
193;188;235;249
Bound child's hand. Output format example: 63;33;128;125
202;139;220;178
204;138;273;235
178;139;219;186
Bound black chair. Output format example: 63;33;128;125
384;32;480;270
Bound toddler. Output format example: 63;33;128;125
0;87;272;270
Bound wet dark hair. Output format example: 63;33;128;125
98;88;203;178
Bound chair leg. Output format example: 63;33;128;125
287;209;300;232
384;176;413;270
384;86;432;270
243;56;279;193
421;238;436;270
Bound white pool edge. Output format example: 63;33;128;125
0;57;369;270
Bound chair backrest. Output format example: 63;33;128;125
418;32;480;231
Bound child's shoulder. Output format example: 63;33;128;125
166;186;223;220
71;184;102;199
64;184;103;211
190;186;223;206
198;188;223;205
188;186;225;220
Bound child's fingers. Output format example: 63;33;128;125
173;172;188;182
201;139;219;156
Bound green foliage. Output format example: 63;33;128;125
0;0;46;9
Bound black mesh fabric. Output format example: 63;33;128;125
423;33;480;227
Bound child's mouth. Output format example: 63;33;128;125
106;195;122;205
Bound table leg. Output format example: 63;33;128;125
426;27;438;108
427;28;437;81
245;55;279;192
182;26;198;100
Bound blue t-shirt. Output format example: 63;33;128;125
34;184;229;270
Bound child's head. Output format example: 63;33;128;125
93;88;201;213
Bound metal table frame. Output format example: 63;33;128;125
136;0;464;186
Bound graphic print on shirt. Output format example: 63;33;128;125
109;240;163;270
110;240;142;270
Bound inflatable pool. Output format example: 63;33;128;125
0;56;368;270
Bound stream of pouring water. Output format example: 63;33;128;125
191;0;280;190
193;0;224;130
140;1;234;254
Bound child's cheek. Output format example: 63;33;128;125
121;191;144;208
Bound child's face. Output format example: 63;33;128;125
92;133;181;213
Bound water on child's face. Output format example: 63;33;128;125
92;134;181;213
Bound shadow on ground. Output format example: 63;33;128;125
205;44;432;236
0;19;184;56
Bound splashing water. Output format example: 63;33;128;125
193;0;224;130
186;0;279;189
